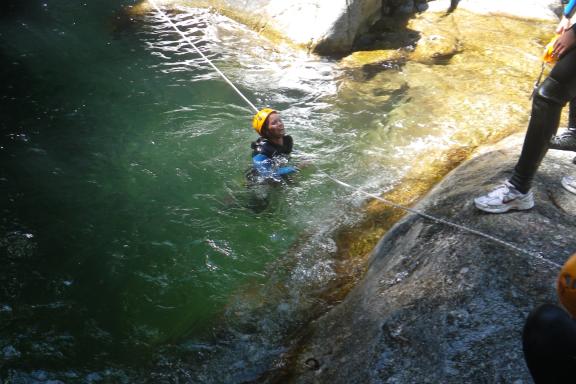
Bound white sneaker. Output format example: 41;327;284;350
561;176;576;195
474;181;535;213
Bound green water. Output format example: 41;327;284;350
0;1;553;382
0;2;373;381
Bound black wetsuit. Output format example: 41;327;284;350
522;304;576;383
248;135;296;183
244;135;296;212
509;29;576;193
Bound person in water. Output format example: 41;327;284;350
522;253;576;383
243;108;299;212
474;2;576;212
248;108;298;184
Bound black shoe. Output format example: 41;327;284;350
550;129;576;151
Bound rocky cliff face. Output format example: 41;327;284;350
287;135;576;383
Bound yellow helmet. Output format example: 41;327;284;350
252;108;276;135
557;253;576;318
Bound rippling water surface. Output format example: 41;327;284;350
0;1;553;382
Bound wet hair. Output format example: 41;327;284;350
260;119;269;138
260;112;277;138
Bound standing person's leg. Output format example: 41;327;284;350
475;47;576;213
447;0;459;13
549;97;576;150
508;76;565;193
548;49;576;194
569;98;576;128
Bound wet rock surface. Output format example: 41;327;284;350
133;0;559;55
288;134;576;383
132;0;383;54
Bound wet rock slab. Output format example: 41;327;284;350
132;0;383;54
289;134;576;383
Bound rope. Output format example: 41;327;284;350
317;170;561;269
147;1;562;271
316;167;562;269
530;62;546;100
147;0;259;114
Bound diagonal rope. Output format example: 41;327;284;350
147;0;259;113
318;170;561;269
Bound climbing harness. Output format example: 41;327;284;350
543;35;560;65
147;0;562;270
531;35;559;99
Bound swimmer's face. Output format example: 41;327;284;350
266;112;285;138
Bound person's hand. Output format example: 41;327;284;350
556;15;572;34
553;28;576;58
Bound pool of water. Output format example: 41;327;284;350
0;1;554;382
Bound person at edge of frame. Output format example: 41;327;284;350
474;0;576;213
522;252;576;384
550;0;576;156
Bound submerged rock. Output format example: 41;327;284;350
288;134;576;383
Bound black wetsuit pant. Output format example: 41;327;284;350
569;98;576;128
522;304;576;383
509;47;576;193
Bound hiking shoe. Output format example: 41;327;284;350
550;129;576;151
561;176;576;195
474;181;535;213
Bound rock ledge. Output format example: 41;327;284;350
289;135;576;383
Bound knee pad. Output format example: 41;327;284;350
537;77;569;105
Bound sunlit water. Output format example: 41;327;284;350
0;1;554;382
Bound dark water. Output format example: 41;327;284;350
0;1;551;383
0;1;387;382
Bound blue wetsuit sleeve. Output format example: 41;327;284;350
565;0;576;18
253;154;274;178
276;166;297;176
253;154;297;178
